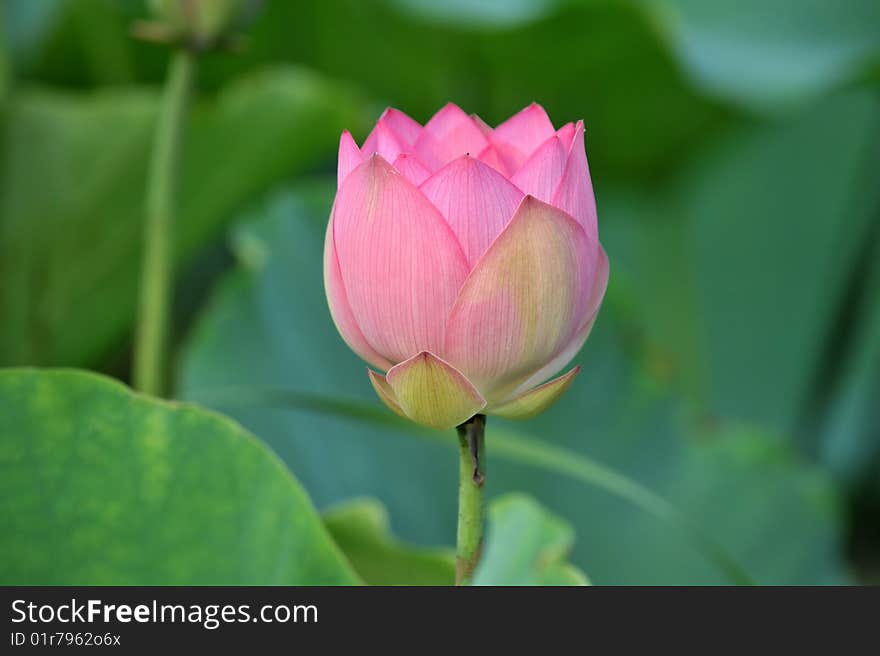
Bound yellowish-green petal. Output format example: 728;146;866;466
367;369;407;419
386;352;486;430
489;367;580;420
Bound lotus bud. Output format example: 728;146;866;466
325;103;608;430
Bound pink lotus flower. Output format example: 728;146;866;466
324;103;608;430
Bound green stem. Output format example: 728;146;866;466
133;50;196;396
455;414;486;585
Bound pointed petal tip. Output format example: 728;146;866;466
386;351;486;430
367;369;407;419
519;194;548;212
364;151;394;169
337;130;363;187
441;101;465;113
424;102;470;128
489;366;580;420
391;153;431;185
420;154;524;265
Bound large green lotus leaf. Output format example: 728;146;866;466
178;183;847;584
323;498;455;586
473;494;587;586
324;495;587;586
0;369;359;585
637;0;880;113
0;66;367;367
603;90;880;443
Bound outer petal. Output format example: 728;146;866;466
420;155;524;266
556;122;576;150
377;107;422;146
386;351;487;430
443;196;597;401
415;103;489;170
551;120;597;236
489;366;580;419
507;245;609;397
360;120;407;163
338;130;363;188
324;213;394;371
333;155;469;363
492;103;556;164
392;153;431;186
367;369;406;418
511;132;568;202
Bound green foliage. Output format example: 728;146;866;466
243;0;725;180
604;90;880;437
324;494;589;586
0;66;367;367
637;0;880;112
815;235;880;485
389;0;880;113
179;184;848;584
323;498;455;586
474;494;588;586
0;369;359;585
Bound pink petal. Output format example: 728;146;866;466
337;130;363;188
377;107;422;146
584;241;609;321
443;196;598;401
551;120;597;236
420;155;524;266
556;122;576;150
332;155;470;363
323;212;394;371
476;143;514;177
415;103;489;170
361;120;408;163
507;245;608;397
392;153;431;186
492;103;556;162
510;133;568;202
385;351;486;429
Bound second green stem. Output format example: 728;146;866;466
133;50;196;396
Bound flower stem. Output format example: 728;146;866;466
455;414;486;585
133;50;196;396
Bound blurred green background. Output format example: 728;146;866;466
1;0;879;585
